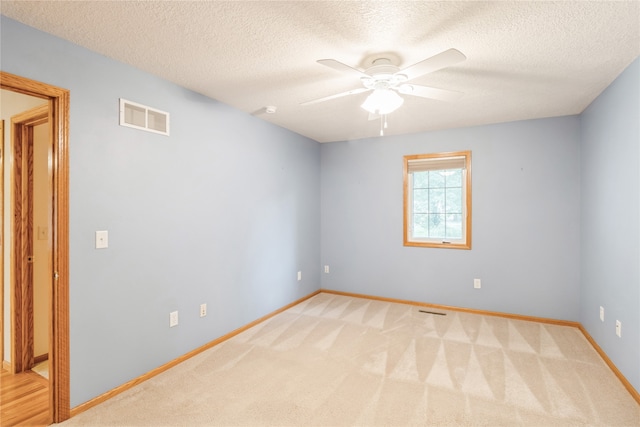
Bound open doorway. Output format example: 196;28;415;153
1;73;70;424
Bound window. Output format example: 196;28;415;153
403;151;471;249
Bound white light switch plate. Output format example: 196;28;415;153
95;230;108;249
170;311;179;327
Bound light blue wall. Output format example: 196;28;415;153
321;117;582;320
580;57;640;391
1;17;321;407
3;14;638;409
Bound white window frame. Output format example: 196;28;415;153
403;151;472;249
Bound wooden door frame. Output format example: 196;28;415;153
0;120;4;371
1;72;70;423
11;104;48;374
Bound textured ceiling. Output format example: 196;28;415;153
2;1;639;143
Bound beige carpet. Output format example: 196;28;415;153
59;293;639;426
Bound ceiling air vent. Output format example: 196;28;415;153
119;99;170;136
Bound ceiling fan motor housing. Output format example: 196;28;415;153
361;58;407;90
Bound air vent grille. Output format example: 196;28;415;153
120;99;169;135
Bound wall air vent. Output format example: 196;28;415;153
119;99;170;136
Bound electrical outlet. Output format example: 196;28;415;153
95;230;108;249
599;306;604;322
615;320;621;337
473;278;481;289
297;271;302;281
169;311;178;327
200;303;207;317
324;265;330;274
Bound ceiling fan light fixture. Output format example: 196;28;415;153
361;89;404;115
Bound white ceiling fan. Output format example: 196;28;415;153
301;48;466;135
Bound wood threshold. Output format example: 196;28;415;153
70;290;321;417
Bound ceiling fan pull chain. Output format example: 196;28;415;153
379;114;389;136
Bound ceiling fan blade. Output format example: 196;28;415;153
399;49;466;81
300;87;370;106
397;84;463;102
317;59;369;78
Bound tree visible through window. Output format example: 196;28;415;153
403;151;471;249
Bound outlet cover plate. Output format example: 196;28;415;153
95;230;108;249
170;311;179;327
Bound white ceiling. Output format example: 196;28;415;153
2;1;639;143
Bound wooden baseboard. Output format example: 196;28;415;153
321;288;640;404
70;288;639;418
70;290;321;417
2;356;47;372
577;325;640;404
320;289;581;327
34;353;49;364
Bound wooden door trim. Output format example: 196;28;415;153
11;104;48;374
0;120;4;371
1;72;70;423
12;104;49;126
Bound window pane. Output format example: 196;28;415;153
446;214;463;239
429;170;445;188
428;214;446;238
445;169;462;186
413;214;429;238
429;188;445;213
413;189;429;213
446;188;462;214
413;171;428;188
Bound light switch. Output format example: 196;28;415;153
95;230;108;249
170;311;179;327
